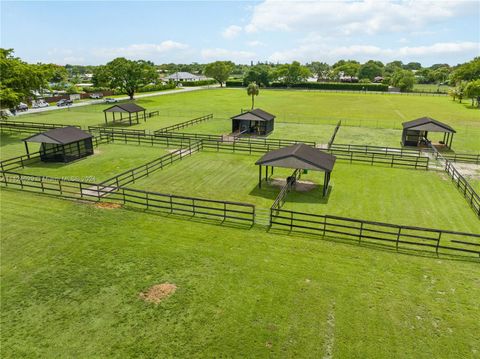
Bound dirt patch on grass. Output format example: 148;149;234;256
95;202;122;209
270;178;318;192
452;162;480;177
139;283;177;304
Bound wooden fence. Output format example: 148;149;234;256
440;152;480;165
327;120;342;149
0;171;254;225
0;120;80;134
233;137;316;148
270;209;480;257
99;143;202;189
94;129;195;148
328;148;429;169
154;114;213;133
429;144;480;217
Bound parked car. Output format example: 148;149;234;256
32;100;49;108
0;109;13;118
57;99;73;107
16;102;29;112
90;93;103;99
104;98;118;103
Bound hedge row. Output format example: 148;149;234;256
181;79;217;87
226;80;388;92
138;82;176;93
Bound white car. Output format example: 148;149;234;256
90;93;103;99
105;98;118;103
32;100;49;108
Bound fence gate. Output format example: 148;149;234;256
255;208;271;226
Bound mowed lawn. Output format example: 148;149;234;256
15;143;169;182
1;189;479;358
130;150;480;232
14;89;480;151
1;132;30;159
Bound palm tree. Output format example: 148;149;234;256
247;82;259;110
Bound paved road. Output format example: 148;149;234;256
16;85;218;116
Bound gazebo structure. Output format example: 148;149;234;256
231;108;275;136
401;117;456;148
23;126;94;163
255;143;336;196
103;103;147;126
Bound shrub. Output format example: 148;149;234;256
226;80;244;87
180;79;216;87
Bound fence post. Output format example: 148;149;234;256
436;232;442;256
170;195;173;213
290;211;294;231
79;182;83;197
58;179;62;195
359;222;363;243
396;227;402;251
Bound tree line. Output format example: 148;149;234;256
1;47;479;112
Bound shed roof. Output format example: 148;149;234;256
255;143;336;172
402;117;455;133
165;72;201;80
231;108;275;122
23;126;93;145
103;103;146;113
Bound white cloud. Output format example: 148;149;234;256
222;25;242;39
93;40;189;59
246;40;264;47
268;41;480;63
201;48;255;62
246;0;475;35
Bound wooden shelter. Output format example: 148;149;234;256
103;103;147;125
231;108;275;136
255;143;336;196
402;117;456;148
23;126;93;163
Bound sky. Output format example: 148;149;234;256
1;0;479;66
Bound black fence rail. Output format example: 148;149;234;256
234;137;316;148
0;120;80;134
327;120;342;149
270;209;480;258
328;148;429;169
99;143;202;189
95;129;195;148
429;144;480;217
88;126;148;136
0;171;255;225
440;152;480;165
271;169;301;211
331;143;421;156
157;132;223;141
154;114;213;133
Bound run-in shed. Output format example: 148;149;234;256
23;126;94;163
231;108;275;136
103;103;147;125
401;117;456;148
255;143;336;196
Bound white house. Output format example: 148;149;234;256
164;72;206;82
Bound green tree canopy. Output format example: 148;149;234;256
204;61;234;87
0;48;54;111
273;61;311;85
464;79;480;108
358;62;383;81
307;62;331;81
243;64;271;87
92;57;157;99
391;69;415;92
450;57;480;85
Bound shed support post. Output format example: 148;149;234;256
129;113;132;126
104;112;107;125
144;110;146;122
136;112;139;124
113;112;115;123
258;165;262;188
24;142;30;157
265;165;268;182
449;133;454;149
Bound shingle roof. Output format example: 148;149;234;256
255;143;336;172
231;108;275;122
165;72;201;80
402;117;456;133
103;103;146;113
23;126;92;144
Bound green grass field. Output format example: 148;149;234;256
15;143;169;182
14;89;480;152
1;189;479;358
129;150;480;232
1;88;479;358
